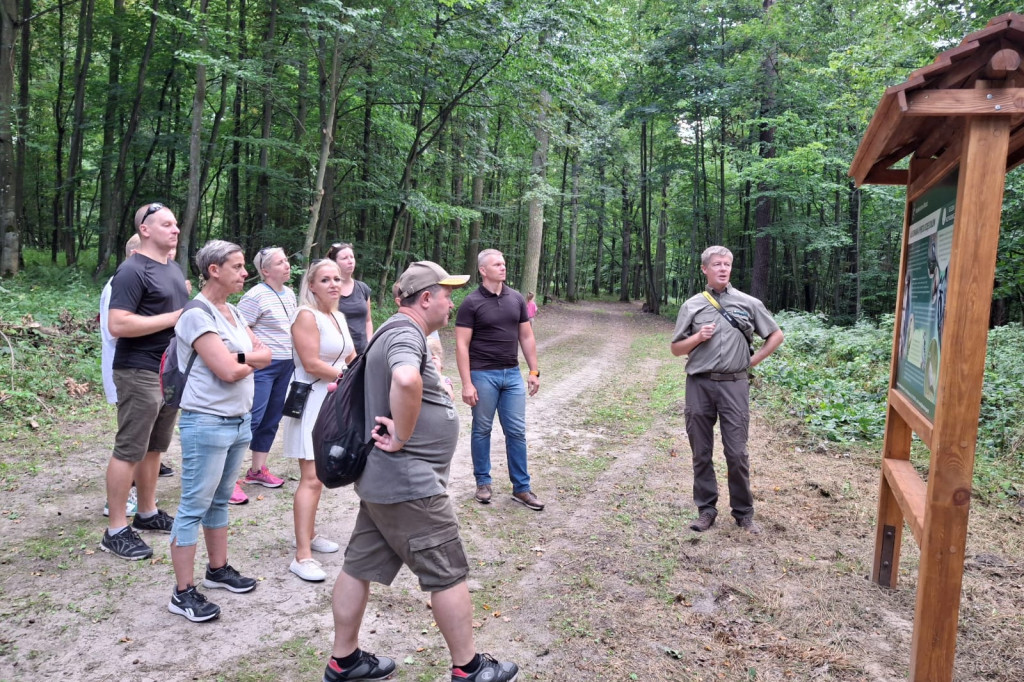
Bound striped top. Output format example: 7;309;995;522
237;282;297;360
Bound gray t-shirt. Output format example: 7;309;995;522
355;314;459;504
671;284;780;375
175;292;255;417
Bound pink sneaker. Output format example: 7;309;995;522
244;465;284;489
228;482;249;505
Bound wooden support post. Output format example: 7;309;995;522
908;105;1010;682
872;155;930;588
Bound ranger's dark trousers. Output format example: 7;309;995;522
684;373;753;522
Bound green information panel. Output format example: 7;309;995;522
896;171;957;420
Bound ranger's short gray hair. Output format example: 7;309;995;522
701;246;733;267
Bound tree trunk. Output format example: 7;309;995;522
62;0;96;267
96;0;124;278
592;163;606;296
356;61;373;245
619;165;632;302
302;37;343;262
656;173;668;306
521;88;550;298
750;0;777;302
0;0;18;275
255;0;278;239
178;0;209;274
464;116;486;283
566;154;580;303
227;0;246;244
553;125;570;297
447;124;464;265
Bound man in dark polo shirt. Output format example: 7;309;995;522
455;248;543;511
670;246;784;535
101;203;188;560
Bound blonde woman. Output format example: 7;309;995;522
284;259;356;582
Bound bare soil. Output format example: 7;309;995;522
0;300;1021;681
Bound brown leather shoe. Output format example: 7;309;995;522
737;516;762;535
512;490;544;511
689;511;716;532
474;484;492;504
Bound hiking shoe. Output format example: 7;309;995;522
474;484;492;504
100;526;153;561
689;511;716;532
244;465;284;488
132;509;174;533
290;558;327;582
103;486;138;518
452;653;519;681
229;482;249;505
737;516;762;535
323;650;396;681
168;585;221;623
292;534;340;554
159;463;174;477
511;490;544;511
203;564;257;593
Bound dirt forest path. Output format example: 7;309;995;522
1;300;1022;681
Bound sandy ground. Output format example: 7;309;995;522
0;299;1021;681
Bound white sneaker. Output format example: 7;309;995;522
289;558;327;582
103;486;139;518
291;534;340;554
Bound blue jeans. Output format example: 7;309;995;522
470;368;531;494
249;358;294;452
171;412;251;547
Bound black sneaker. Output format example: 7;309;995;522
203;564;257;593
132;509;174;533
168;585;221;623
452;653;519;681
159;463;174;477
100;526;153;561
323;650;397;681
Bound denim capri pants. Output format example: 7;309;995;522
171;411;252;547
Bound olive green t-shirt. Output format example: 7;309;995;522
355;314;460;504
672;284;780;375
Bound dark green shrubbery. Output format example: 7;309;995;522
757;311;1024;468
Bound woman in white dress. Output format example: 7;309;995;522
284;259;356;582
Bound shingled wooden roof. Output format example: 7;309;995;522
849;12;1024;188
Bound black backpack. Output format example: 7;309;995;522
312;319;425;489
159;299;213;408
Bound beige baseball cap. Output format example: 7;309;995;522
393;261;470;299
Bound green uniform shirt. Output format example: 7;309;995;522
672;284;780;375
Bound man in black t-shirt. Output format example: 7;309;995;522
455;249;544;511
100;203;188;561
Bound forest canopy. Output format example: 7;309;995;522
0;0;1022;321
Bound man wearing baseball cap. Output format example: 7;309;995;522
325;261;520;682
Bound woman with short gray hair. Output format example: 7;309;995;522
168;240;273;622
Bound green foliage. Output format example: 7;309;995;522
756;311;890;442
757;312;1024;488
0;264;107;438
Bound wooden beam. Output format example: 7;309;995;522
985;48;1022;78
863;167;908;185
909;97;1011;682
850;76;926;185
917;118;959;159
905;88;1024;116
908;137;962;204
882;459;926;544
889;388;933;448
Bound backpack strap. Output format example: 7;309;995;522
179;299;214;389
702;290;754;354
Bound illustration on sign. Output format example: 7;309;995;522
896;171;956;420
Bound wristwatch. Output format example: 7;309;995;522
529;369;540;378
237;352;246;364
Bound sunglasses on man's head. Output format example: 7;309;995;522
141;202;164;225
